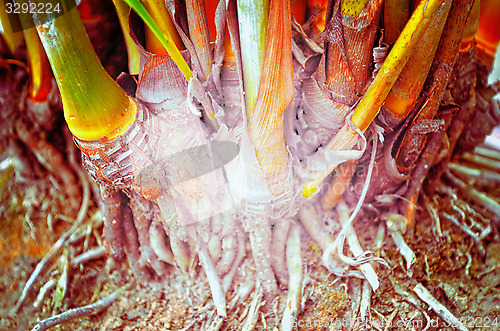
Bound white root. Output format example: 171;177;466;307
205;315;224;331
216;235;238;275
222;230;246;293
390;231;416;272
382;213;417;272
337;201;380;291
446;171;500;218
52;249;70;310
196;219;212;244
322;128;381;281
242;215;279;299
359;280;372;324
374;222;385;257
12;165;90;313
449;162;500;184
121;206;155;283
180;317;204;331
207;235;222;263
227;280;255;311
423;194;443;237
280;224;303;331
241;283;265;331
33;279;57;310
198;245;227;318
31;286;125;331
474;146;500;161
72;246;107;266
351;279;363;325
219;212;236;237
271;219;291;286
130;194;170;276
299;202;378;279
210;214;224;237
149;219;175;265
68;210;104;244
298;202;334;252
413;283;469;331
446;198;490;257
462;151;500;172
169;232;191;271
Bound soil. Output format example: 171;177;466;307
0;149;499;330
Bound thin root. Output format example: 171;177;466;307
413;283;469;331
280;223;303;331
271;219;291;287
222;230;246;293
336;200;383;290
382;213;417;273
241;283;265;331
13;166;90;313
30;286;127;331
72;246;107;266
198;245;227;318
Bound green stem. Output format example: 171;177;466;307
0;0;24;53
111;0;141;74
123;0;192;80
32;2;136;141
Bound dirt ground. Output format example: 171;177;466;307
0;150;499;331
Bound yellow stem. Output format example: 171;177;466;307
302;125;358;197
350;0;448;132
461;0;480;50
142;0;183;55
23;28;52;101
302;0;448;197
383;0;452;117
124;0;192;80
16;8;52;101
396;0;476;171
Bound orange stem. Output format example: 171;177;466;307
248;0;294;195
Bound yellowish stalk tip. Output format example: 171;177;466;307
67;96;138;141
302;185;317;198
341;0;371;17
